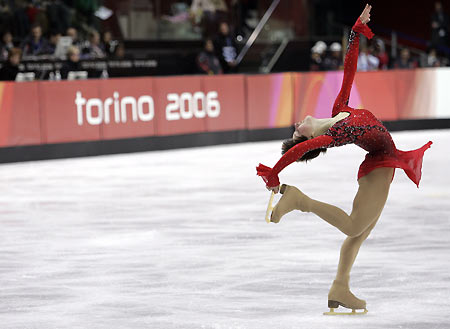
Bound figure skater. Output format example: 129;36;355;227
256;4;432;314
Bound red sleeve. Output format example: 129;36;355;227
332;18;374;117
256;135;334;187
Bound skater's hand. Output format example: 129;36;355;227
360;4;372;24
267;185;280;194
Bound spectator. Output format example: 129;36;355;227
425;48;441;67
323;42;343;71
60;45;82;79
11;1;31;39
21;24;49;57
101;31;118;58
45;30;62;55
431;1;449;50
373;38;389;70
74;0;99;30
46;0;71;35
231;0;257;39
309;40;326;71
83;29;105;59
112;42;127;60
394;48;416;69
0;47;21;81
66;27;83;48
190;0;228;37
1;31;14;61
214;21;238;73
197;38;223;75
357;44;379;71
25;0;49;34
0;1;14;36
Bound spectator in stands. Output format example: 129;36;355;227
323;42;343;71
431;1;449;50
46;0;71;35
190;0;228;37
309;41;326;71
394;48;416;69
197;38;223;75
11;1;31;39
45;30;62;55
357;44;379;71
25;0;49;34
0;1;14;37
83;29;105;59
21;24;49;57
112;42;127;60
74;0;99;30
101;30;118;58
0;47;21;81
66;27;83;48
1;31;14;61
425;48;441;67
60;45;82;79
214;21;238;73
373;38;389;70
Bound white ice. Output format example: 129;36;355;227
0;129;449;329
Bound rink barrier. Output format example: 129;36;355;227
1;120;449;163
0;68;449;162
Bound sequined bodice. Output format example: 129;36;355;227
325;108;396;155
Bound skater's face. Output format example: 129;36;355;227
293;115;315;140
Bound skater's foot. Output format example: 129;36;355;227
328;280;366;310
270;184;311;223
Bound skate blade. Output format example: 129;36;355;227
323;307;368;315
265;191;275;223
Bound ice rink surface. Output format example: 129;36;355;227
0;129;449;329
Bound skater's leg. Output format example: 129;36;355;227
272;167;393;237
327;216;380;310
308;166;391;237
335;215;380;285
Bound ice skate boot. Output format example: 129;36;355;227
270;184;311;223
324;280;368;315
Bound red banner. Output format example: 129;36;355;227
0;82;41;147
0;69;447;149
99;77;156;140
39;80;101;144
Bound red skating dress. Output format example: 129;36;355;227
257;18;432;188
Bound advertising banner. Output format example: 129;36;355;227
203;74;246;132
39;80;102;144
0;81;41;147
1;68;449;150
247;73;294;129
153;76;206;136
99;77;156;140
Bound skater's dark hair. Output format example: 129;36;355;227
281;135;327;162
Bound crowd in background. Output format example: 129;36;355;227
310;1;449;72
1;0;449;80
0;0;125;80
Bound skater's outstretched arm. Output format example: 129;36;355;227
331;4;374;117
257;134;334;188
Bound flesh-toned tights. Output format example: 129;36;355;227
306;167;394;285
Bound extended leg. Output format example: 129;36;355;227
271;167;393;238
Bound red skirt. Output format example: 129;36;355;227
358;141;432;187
